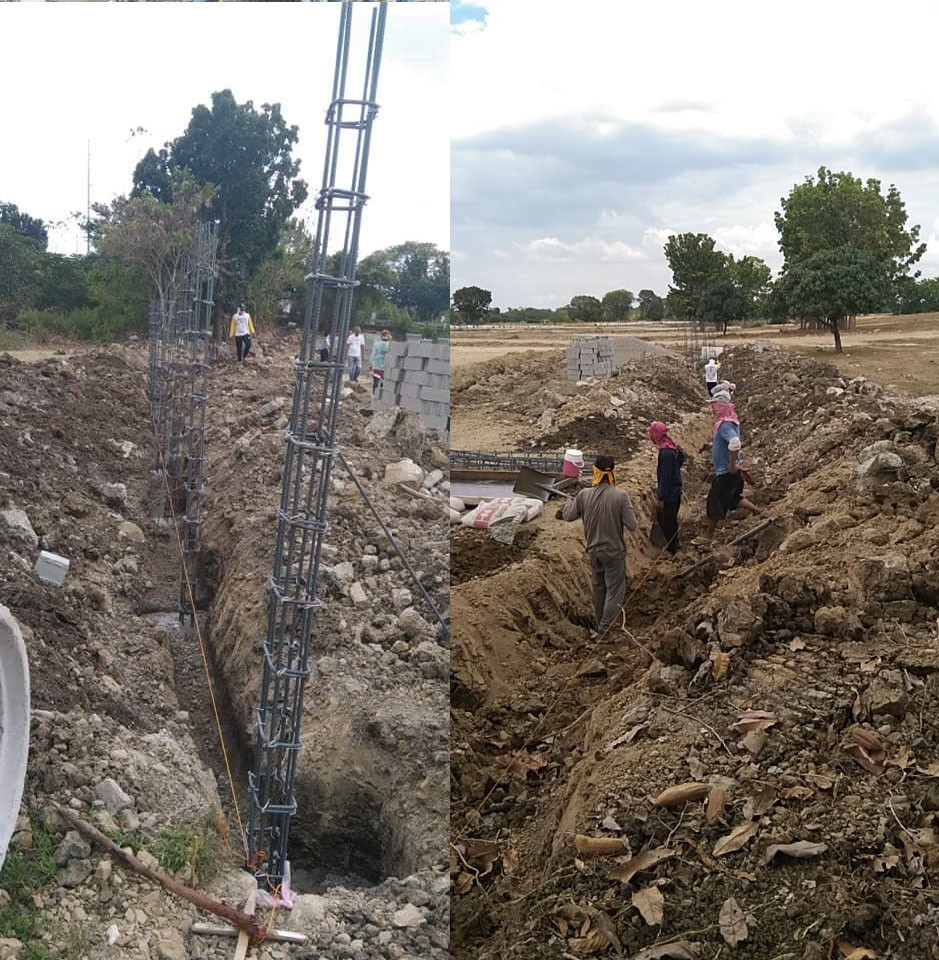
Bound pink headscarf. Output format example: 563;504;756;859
712;401;740;433
649;421;679;451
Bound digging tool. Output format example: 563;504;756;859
674;517;775;579
649;517;667;548
513;466;571;502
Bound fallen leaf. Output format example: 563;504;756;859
783;786;815;800
572;834;627;857
631;942;700;960
706;787;726;824
789;638;807;651
844;742;885;775
573;857;594;876
718;896;748;946
631;886;665;926
838;944;877;959
609;845;680;884
454;871;474;895
569;930;610;954
763;840;828;864
506;751;549;779
888;744;913;770
729;710;777;734
741;728;767;757
713;821;759;857
502;847;519;876
742;787;777;819
687;755;706;780
917;761;939;777
601;815;622;832
653;783;708;808
709;649;730;680
608;723;648;751
804;772;835;790
463;839;501;876
872;847;900;873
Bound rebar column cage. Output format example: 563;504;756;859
179;221;218;625
164;263;195;513
147;299;160;407
247;1;387;887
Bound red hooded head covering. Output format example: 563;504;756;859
648;421;679;451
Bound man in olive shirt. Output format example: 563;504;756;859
561;454;638;638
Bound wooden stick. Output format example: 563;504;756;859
234;888;256;960
191;924;307;945
55;805;265;942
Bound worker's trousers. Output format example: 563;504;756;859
588;545;627;635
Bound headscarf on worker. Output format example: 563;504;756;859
592;454;616;487
648;421;679;452
708;390;740;433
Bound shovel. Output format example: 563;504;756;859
649;518;667;548
513;466;570;502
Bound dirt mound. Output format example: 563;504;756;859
451;346;939;959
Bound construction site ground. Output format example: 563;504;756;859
451;331;939;959
0;334;449;960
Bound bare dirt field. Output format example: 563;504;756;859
451;313;939;397
450;324;939;959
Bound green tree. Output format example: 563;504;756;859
132;89;308;313
568;294;602;323
727;254;772;317
775;167;925;285
775;246;887;351
356;242;449;322
663;233;727;320
896;276;939;314
637;288;665;321
696;276;749;335
451;285;492;324
0;201;48;250
600;288;634;322
0;223;43;326
95;176;216;318
247;218;313;328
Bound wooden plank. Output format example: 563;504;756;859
233;888;256;960
191;923;307;945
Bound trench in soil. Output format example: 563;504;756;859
142;461;402;892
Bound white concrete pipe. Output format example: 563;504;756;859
0;604;30;868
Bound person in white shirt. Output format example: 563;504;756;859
228;304;256;362
346;326;366;382
704;357;719;395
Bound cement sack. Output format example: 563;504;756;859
461;496;538;530
450;495;466;513
450;509;463;525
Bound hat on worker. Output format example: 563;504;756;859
716;380;736;394
592;454;616;487
708;390;732;404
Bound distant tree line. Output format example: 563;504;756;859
2;90;449;344
453;166;936;354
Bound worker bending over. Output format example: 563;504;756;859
562;454;637;639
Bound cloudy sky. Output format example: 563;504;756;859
452;0;939;309
2;2;447;257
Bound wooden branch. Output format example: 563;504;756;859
674;518;775;579
191;924;307;945
55;805;265;942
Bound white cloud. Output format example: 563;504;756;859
521;236;645;262
1;4;448;257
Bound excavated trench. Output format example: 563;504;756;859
143;471;406;892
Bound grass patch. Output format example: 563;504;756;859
104;819;222;886
0;822;61;958
0;327;31;351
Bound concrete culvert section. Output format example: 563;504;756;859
0;605;29;869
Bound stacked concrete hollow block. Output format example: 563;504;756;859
374;338;449;433
566;336;616;380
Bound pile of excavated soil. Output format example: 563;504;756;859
452;347;939;960
0;341;449;960
451;349;706;452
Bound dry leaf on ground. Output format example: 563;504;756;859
569;930;611;955
718;896;749;946
706;787;726;824
742;787;777;819
571;834;627;857
709;649;730;679
838;943;878;959
631;886;665;926
609;845;679;884
713;821;759;857
653;782;708;808
729;710;777;734
741;728;767;757
556;905;623;957
607;723;648;751
631;942;700;960
763;840;828;864
506;751;549;778
789;638;807;651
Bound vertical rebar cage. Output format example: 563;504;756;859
248;2;387;887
